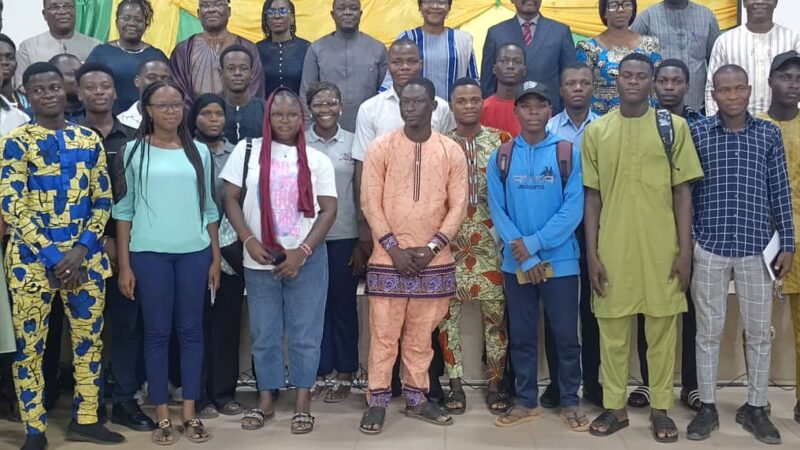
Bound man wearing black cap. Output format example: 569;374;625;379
582;53;702;442
486;80;587;431
758;50;800;426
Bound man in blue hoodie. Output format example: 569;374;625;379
487;81;588;432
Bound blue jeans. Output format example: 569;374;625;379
131;247;211;406
245;245;328;391
504;274;581;408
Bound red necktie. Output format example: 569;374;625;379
522;21;533;47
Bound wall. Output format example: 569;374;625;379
3;1;48;47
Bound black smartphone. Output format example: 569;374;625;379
267;248;287;265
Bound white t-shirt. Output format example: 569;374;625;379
219;139;337;270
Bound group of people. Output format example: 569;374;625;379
0;0;799;449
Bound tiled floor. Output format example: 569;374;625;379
0;387;798;449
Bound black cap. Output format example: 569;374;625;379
771;50;800;75
515;80;551;105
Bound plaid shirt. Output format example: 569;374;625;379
691;114;795;257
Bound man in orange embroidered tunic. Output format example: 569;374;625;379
359;77;467;434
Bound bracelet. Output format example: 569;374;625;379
300;242;312;257
243;235;256;247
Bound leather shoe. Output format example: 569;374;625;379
735;401;771;424
65;420;125;444
539;384;560;409
686;402;719;441
112;400;156;432
741;404;781;444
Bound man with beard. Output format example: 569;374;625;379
14;0;100;87
300;0;387;132
170;0;264;109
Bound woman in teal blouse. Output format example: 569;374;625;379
113;80;220;445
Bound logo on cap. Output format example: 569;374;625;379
523;81;538;90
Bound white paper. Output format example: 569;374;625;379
762;231;780;281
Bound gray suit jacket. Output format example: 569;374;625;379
481;16;577;112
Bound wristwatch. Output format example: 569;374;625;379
427;242;441;256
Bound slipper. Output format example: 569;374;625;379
291;412;315;434
680;389;701;412
561;406;590;432
324;380;352;404
628;386;650;408
183;418;212;443
220;401;244;416
241;408;274;431
196;404;218;419
486;391;511;415
444;389;466;415
650;414;679;443
359;406;386;435
494;407;541;427
152;419;175;446
404;402;454;426
589;410;629;437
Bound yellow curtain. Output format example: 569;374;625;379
122;0;739;56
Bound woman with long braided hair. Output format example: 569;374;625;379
85;0;168;115
113;80;220;445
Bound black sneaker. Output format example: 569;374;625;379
686;402;719;441
741;404;781;444
64;420;125;445
539;384;560;409
20;434;47;450
735;401;771;424
112;400;156;432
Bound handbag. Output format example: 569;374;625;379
219;138;253;276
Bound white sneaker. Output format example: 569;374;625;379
168;381;183;402
134;382;148;406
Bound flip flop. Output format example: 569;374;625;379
589;410;629;437
359;407;386;435
444;389;466;415
404;402;454;426
650;414;679;443
494;407;541;427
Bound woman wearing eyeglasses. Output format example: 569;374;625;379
304;81;362;403
576;0;662;115
114;80;220;445
85;0;168;115
256;0;310;97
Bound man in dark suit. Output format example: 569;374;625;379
481;0;577;112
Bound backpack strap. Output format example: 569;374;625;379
497;140;515;188
655;109;675;172
239;138;253;207
556;140;573;190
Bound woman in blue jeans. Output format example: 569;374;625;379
221;86;337;434
114;80;221;445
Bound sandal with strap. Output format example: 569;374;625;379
486;391;511;415
628;386;650;408
359;406;386;435
680;389;701;412
152;419;175;446
561;406;590;432
589;410;629;437
241;408;274;431
310;380;327;402
404;402;454;426
183;418;212;443
324;380;352;404
650;413;679;443
444;389;467;415
291;412;315;434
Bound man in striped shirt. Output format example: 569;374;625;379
632;0;720;113
705;0;800;116
688;64;795;444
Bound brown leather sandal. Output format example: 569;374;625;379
183;418;212;443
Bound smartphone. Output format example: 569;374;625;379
542;261;555;279
267;248;287;265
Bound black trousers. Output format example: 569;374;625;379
198;272;245;410
107;273;147;403
317;239;360;375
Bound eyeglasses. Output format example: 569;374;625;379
149;102;183;112
119;15;145;25
607;1;634;12
199;1;228;11
266;7;290;17
45;2;75;13
310;100;341;110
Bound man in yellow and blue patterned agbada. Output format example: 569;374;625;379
0;62;123;450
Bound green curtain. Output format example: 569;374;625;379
75;0;114;42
